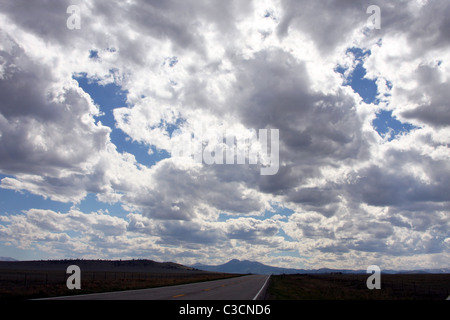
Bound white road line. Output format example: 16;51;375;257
253;275;271;300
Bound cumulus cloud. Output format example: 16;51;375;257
0;0;449;269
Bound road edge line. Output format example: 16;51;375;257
253;275;271;300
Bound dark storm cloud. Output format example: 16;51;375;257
277;0;370;53
0;0;77;45
0;35;110;181
400;65;450;127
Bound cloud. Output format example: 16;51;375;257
0;208;149;257
0;0;449;269
0;32;117;202
225;217;281;245
277;0;369;53
399;64;450;127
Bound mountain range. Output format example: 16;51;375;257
192;259;450;275
0;257;18;261
2;257;448;274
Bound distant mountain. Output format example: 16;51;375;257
399;267;450;274
192;259;363;275
0;257;18;261
193;259;302;274
192;259;450;275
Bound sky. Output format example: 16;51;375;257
0;0;449;270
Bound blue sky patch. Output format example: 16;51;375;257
89;50;99;60
0;175;72;215
337;47;378;104
372;110;417;141
337;47;416;140
74;74;169;167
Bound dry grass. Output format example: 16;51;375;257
0;269;241;300
267;273;450;300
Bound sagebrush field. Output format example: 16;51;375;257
267;273;450;300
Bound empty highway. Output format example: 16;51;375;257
40;274;270;300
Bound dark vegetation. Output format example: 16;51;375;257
267;273;450;300
3;259;448;300
0;259;241;300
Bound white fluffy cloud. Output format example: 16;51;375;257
0;0;449;269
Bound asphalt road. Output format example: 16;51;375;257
41;274;270;300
